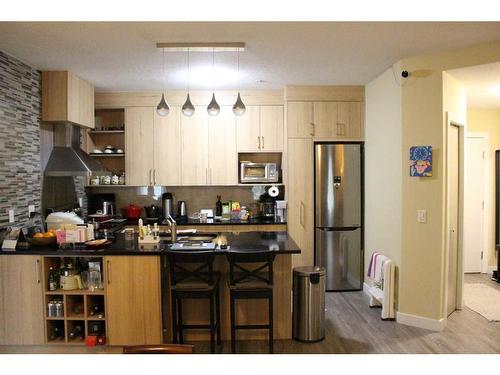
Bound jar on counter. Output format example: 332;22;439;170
118;171;125;185
101;175;111;185
90;176;100;185
111;174;119;185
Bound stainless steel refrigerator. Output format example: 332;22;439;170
315;143;363;291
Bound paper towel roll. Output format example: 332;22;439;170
268;185;280;197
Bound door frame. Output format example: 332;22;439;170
444;112;465;316
465;132;489;274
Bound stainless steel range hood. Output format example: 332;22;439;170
44;124;111;177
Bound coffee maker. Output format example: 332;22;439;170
259;194;276;220
162;192;174;220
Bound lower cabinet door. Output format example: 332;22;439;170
105;256;162;345
0;255;44;345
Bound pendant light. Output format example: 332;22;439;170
156;48;170;116
233;48;246;116
207;48;220;116
182;48;195;117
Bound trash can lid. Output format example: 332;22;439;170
293;266;326;277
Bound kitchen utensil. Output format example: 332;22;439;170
123;204;142;220
88;213;112;222
144;204;160;219
162;192;174;219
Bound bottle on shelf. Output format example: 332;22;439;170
215;195;222;218
89;303;104;318
48;266;58;291
68;324;84;340
49;326;64;341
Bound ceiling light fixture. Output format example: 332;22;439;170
233;48;246;116
156;48;170;117
182;48;195;117
207;48;220;116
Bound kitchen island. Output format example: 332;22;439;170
0;231;300;347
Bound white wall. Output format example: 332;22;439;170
364;66;402;305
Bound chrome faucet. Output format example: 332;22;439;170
165;215;177;243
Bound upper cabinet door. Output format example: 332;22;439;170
125;107;155;186
337;102;362;138
287;102;314;138
260;105;284;151
154;107;181;186
313;102;339;138
236;106;261;151
208;106;237;185
181;107;209;185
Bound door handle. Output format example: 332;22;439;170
153;169;157;185
149;169;152;185
310;123;315;136
35;259;41;284
209;168;212;184
206;168;208;184
106;260;111;285
300;201;305;227
258;136;261;149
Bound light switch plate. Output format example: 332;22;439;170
8;209;14;223
417;209;427;223
28;205;35;217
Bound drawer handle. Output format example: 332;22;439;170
153;169;157;185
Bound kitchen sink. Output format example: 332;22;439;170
159;232;218;243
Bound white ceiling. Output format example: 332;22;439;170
449;62;500;109
1;22;500;92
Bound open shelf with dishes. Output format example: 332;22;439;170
82;108;126;185
42;256;107;346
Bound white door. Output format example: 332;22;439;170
447;125;460;316
464;136;486;273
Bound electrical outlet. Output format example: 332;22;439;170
8;209;15;223
28;205;35;217
417;209;427;223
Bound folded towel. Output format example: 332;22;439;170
367;251;388;288
367;251;380;279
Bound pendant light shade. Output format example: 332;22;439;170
233;92;246;116
157;48;170;117
157;93;170;117
207;93;220;116
182;93;195;117
207;48;220;116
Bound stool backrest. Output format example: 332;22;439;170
226;251;276;286
166;250;216;286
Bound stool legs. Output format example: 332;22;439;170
171;295;178;344
178;299;184;344
209;294;215;353
216;287;221;346
230;294;236;353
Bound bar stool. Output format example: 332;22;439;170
166;250;221;353
226;251;276;353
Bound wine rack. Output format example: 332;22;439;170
42;256;107;345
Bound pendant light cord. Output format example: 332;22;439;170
237;48;240;92
187;48;190;94
163;48;165;93
212;47;215;94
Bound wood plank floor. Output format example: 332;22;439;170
2;274;500;354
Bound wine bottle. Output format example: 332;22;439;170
215;195;222;217
48;266;58;291
69;324;83;340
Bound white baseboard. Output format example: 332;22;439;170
396;312;446;332
363;282;371;296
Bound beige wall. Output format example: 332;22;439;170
364;66;402;306
399;41;500;321
467;108;500;267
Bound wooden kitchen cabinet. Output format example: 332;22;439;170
337;102;362;138
125;107;155;186
208;106;238;185
236;105;284;151
154;107;182;186
287;102;314;138
42;71;95;129
181;106;210;185
287;139;314;269
0;256;45;345
105;256;162;345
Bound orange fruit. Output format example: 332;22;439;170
33;233;44;238
45;231;56;238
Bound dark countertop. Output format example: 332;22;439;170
0;231;300;256
119;217;286;226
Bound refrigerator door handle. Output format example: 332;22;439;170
317;226;360;232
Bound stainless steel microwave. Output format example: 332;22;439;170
240;162;279;183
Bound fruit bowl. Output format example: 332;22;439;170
27;236;57;246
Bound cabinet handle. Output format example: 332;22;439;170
149;169;152;185
209;168;212;184
35;259;41;284
206;168;208;184
153;169;157;185
262;136;265;149
299;201;305;227
310;123;315;136
258;136;261;149
337;123;346;136
106;260;111;285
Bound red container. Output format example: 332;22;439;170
123;204;142;220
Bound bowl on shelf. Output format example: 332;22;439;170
27;235;57;246
92;149;103;154
116;149;124;154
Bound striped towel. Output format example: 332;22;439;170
367;251;388;289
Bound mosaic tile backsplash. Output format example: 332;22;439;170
0;50;41;227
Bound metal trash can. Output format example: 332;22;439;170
293;266;326;342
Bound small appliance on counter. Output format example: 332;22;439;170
46;211;84;230
275;200;287;222
259;194;276;219
88;193;116;217
123;204;142;220
240;162;279;183
162;192;174;220
177;201;187;223
144;204;161;225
